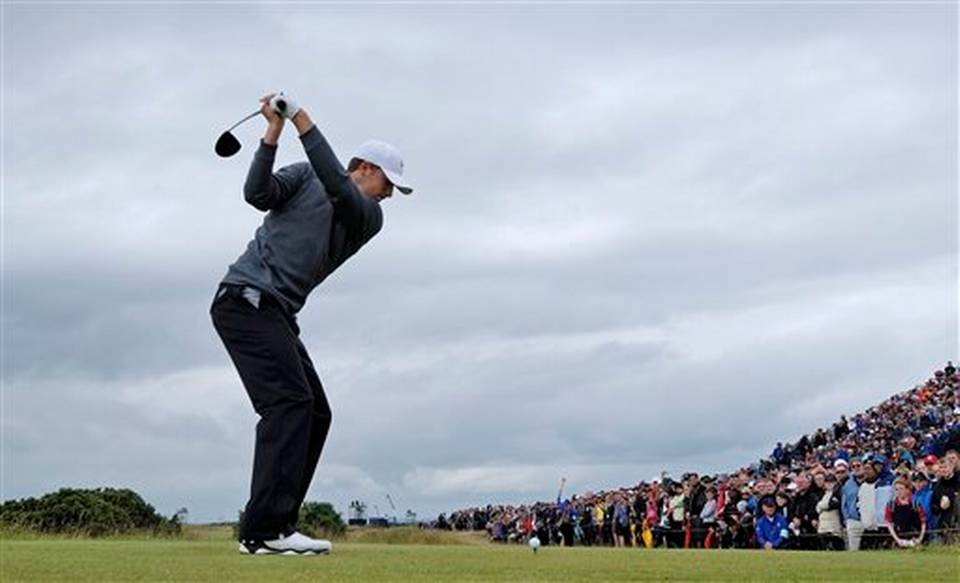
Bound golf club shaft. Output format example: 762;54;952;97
226;110;261;132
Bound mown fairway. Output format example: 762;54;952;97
2;528;957;582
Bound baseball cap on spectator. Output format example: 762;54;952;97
834;459;849;470
924;454;939;466
760;496;776;508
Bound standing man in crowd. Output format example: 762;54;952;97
932;456;959;542
858;456;880;549
839;458;863;550
791;472;822;549
211;92;412;555
816;473;844;550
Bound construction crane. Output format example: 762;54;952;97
385;494;397;524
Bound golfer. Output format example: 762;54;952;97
210;92;412;555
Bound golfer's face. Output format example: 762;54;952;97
369;169;394;202
356;164;394;202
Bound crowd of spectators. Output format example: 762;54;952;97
434;363;960;550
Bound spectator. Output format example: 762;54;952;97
932;457;959;541
579;500;595;546
911;472;935;534
700;486;718;548
559;502;575;547
645;486;659;535
593;498;605;546
775;491;791;520
839;458;863;551
792;472;822;549
756;497;789;550
667;482;685;548
816;473;843;550
858;456;880;549
885;478;926;548
612;494;629;548
872;455;896;549
688;475;709;547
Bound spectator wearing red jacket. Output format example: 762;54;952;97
885;478;926;547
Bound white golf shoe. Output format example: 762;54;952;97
238;531;332;555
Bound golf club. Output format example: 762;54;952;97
214;109;261;158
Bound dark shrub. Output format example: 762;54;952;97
0;487;181;537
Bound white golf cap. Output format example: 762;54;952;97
354;140;413;195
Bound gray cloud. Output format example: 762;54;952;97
3;4;956;520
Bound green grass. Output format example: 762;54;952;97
1;526;957;582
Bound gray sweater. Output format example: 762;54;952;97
220;125;383;315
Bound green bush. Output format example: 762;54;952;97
0;487;181;537
298;501;346;539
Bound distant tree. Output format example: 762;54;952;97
349;500;367;520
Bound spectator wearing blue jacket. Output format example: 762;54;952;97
756;497;789;550
772;443;785;466
911;472;936;532
836;459;862;550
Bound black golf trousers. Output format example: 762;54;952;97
210;283;332;541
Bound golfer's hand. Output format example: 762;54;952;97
259;94;284;126
268;91;301;120
259;93;284;145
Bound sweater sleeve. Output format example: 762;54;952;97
299;125;383;238
243;141;306;211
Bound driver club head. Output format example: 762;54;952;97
215;108;260;158
215;131;242;158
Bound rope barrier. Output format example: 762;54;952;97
444;525;960;549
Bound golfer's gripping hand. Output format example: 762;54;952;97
259;93;284;145
259;94;284;124
267;91;301;121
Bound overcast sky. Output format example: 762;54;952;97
3;2;957;523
